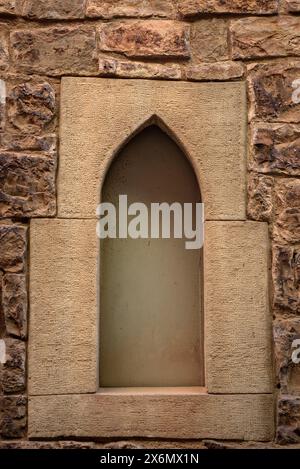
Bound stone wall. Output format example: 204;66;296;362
0;0;299;446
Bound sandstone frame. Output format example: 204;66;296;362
28;78;274;440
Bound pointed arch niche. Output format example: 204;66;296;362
28;78;274;441
100;121;204;388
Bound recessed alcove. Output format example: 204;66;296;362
28;78;274;441
100;125;203;387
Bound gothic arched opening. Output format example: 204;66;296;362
100;124;204;388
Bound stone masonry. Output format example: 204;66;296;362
0;0;299;447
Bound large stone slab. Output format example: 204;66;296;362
29;219;98;395
10;26;97;75
98;21;190;59
58;78;247;220
231;17;300;60
28;393;274;441
205;221;273;393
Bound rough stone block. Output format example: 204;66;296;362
277;396;300;444
248;62;300;122
0;338;25;394
190;19;228;63
250;124;300;175
11;26;97;75
0;272;4;336
0;225;27;273
286;0;300;12
22;0;85;19
273;179;300;245
273;245;300;314
0;0;18;16
0;134;56;153
7;82;56;134
0;152;56;217
231;17;300;60
186;61;244;81
0;78;5;131
98;21;190;58
99;58;182;80
86;0;175;18
0;24;9;70
2;274;27;339
247;173;274;222
0;395;26;438
274;318;300;394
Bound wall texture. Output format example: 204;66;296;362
0;0;299;448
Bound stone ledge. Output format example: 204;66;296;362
28;393;274;441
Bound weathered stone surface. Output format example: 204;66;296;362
231;17;300;60
0;338;25;394
0;0;18;15
273;245;300;314
22;0;85;19
273;179;300;245
98;21;190;58
29;219;98;395
0;133;56;153
186;61;244;81
247;173;274;222
59;78;246;220
274;318;300;394
2;274;27;339
0;225;27;273
286;0;300;12
0;79;5;132
0;395;26;438
28;393;274;441
248;62;300;122
205;221;272;393
250;124;300;175
99;57;182;79
178;0;279;17
0;440;96;449
7;82;56;134
0;272;4;336
11;26;97;75
190;19;228;63
0;152;56;217
86;0;175;18
277;396;300;444
0;24;9;70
